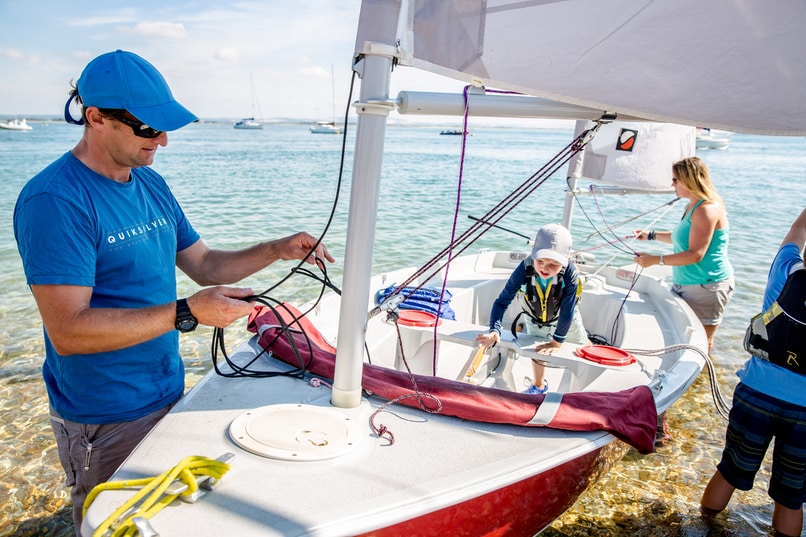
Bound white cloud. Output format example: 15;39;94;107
123;21;188;39
299;66;329;78
66;13;138;27
0;0;474;121
214;48;240;62
1;50;24;60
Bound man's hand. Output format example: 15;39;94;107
277;231;335;266
186;286;255;328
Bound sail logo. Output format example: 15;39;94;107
616;129;638;152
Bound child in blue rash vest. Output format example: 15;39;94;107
700;208;806;537
475;224;588;394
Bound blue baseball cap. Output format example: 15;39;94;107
76;50;198;131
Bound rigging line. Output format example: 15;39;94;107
467;215;531;241
211;67;358;376
370;320;445;443
432;84;474;372
588;187;681;257
374;127;599;313
586;185;639;256
569;189;638;279
624;343;731;420
218;300;322;379
575;187;681;281
584;196;680;240
374;157;565;317
210;261;334;378
254;69;356;299
375;144;592;324
574;235;635;254
411;127;588;274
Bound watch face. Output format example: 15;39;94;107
177;318;197;332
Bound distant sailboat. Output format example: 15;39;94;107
310;65;341;134
0;118;33;131
695;127;730;150
234;73;264;130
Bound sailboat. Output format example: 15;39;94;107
234;73;264;130
695;127;730;150
82;1;806;536
309;65;341;134
0;118;33;131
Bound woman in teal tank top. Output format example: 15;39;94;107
634;156;734;352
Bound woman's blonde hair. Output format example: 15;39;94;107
672;157;724;208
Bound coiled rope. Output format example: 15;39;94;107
83;455;231;537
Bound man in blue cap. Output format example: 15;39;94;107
13;50;335;531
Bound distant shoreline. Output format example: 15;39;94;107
0;115;576;130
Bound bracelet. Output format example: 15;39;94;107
659;254;665;266
648;230;656;241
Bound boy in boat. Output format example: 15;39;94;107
700;207;806;537
475;223;588;394
13;50;334;532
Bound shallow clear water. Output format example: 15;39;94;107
1;120;804;536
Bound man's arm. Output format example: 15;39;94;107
176;232;334;286
781;208;806;252
31;284;255;356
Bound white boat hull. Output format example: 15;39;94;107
695;135;729;150
83;251;706;536
0;118;33;131
310;121;341;134
234;119;263;130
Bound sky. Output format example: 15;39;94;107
0;1;469;122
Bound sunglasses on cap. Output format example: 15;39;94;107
113;115;163;139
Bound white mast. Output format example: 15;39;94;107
330;51;395;407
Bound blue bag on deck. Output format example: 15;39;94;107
375;285;456;320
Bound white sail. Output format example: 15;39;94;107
355;0;806;135
571;121;696;191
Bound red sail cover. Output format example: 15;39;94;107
247;304;657;454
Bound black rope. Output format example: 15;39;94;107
209;68;358;378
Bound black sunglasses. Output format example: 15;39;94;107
113;115;163;139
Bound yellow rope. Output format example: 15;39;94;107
83;455;231;537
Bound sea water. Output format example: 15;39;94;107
1;120;804;536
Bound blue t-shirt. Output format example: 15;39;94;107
488;258;579;342
13;152;200;423
737;242;806;407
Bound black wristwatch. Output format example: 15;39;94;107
175;298;198;333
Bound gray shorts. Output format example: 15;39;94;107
672;278;734;326
524;306;588;344
50;402;176;533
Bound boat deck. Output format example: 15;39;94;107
83;342;615;536
82;253;705;536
